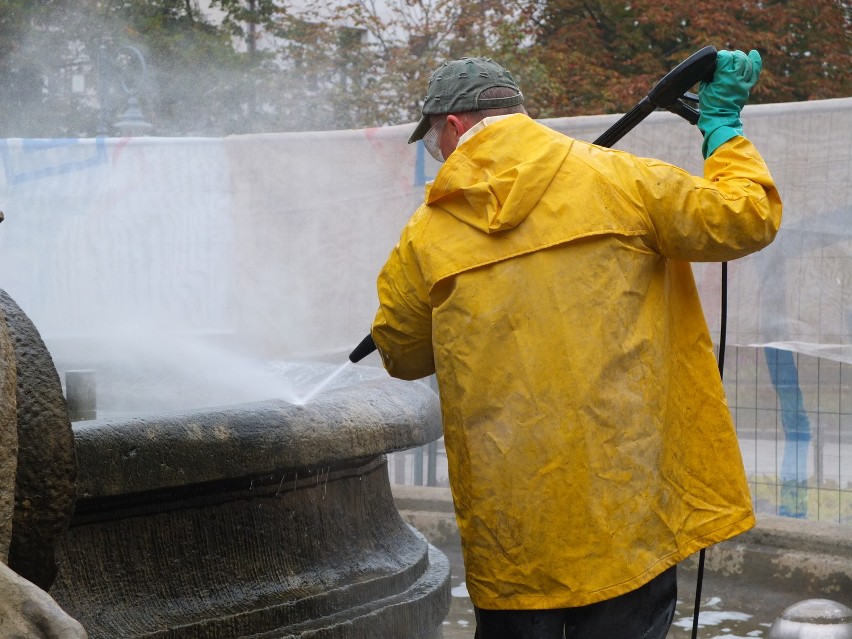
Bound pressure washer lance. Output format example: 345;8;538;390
348;46;717;365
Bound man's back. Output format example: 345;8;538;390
374;114;779;608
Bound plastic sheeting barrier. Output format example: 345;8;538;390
0;98;849;372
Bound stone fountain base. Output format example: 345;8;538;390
48;368;451;638
52;455;448;638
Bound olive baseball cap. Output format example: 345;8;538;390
408;57;524;144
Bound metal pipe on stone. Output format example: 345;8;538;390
65;370;97;422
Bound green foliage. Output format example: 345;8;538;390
271;0;530;129
0;0;90;136
0;0;848;137
0;0;270;136
117;2;266;134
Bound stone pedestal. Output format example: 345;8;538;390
50;369;450;638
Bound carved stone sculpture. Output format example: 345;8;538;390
0;290;86;638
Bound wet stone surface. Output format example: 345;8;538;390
436;542;811;639
0;290;76;590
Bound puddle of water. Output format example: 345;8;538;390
451;583;469;598
672;610;752;630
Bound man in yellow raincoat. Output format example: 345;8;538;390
371;51;781;638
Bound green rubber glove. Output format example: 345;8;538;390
698;49;762;159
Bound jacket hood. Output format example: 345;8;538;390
425;114;572;234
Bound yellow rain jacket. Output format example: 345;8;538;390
372;114;781;610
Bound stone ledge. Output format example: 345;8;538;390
72;369;442;499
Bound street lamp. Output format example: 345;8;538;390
97;44;153;137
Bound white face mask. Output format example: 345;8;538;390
422;118;446;163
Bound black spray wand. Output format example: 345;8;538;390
348;46;717;364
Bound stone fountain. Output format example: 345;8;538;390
0;288;451;638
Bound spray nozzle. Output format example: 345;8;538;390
349;334;377;363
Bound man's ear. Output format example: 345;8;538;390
446;114;467;141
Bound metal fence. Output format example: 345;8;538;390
389;347;852;525
728;346;851;523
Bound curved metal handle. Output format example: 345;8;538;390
647;46;717;109
593;46;717;146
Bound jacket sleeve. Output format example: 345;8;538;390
633;136;782;261
371;223;436;381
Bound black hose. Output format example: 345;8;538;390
691;548;706;639
691;261;728;639
718;262;728;377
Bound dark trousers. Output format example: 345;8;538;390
473;566;677;639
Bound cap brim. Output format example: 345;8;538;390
408;115;431;144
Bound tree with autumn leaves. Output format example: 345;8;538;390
516;0;851;118
219;0;852;127
0;0;848;136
